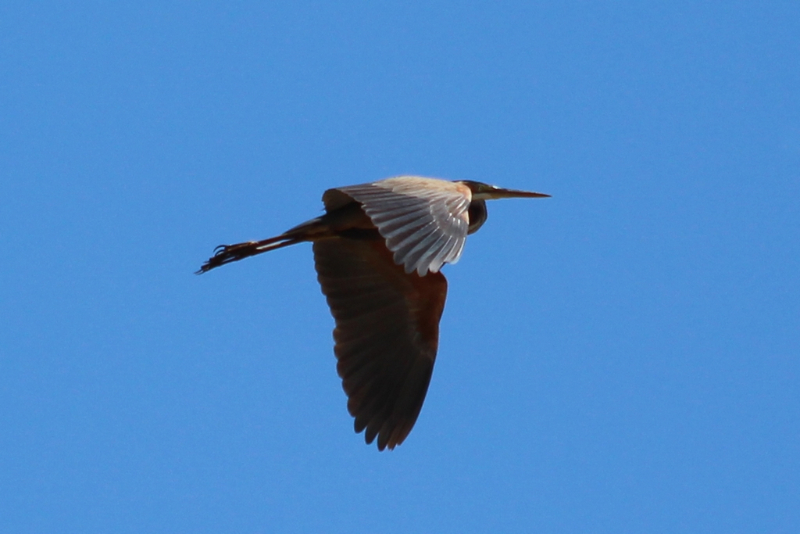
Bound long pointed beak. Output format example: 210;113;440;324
475;187;551;201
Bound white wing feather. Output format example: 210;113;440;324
333;177;472;275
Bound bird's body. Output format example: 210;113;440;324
199;176;548;450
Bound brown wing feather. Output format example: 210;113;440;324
313;236;448;450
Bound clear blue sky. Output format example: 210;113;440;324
2;2;798;533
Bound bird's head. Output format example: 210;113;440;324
459;180;550;201
456;180;550;235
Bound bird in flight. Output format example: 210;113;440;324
198;176;549;450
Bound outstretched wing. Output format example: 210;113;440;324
313;236;448;450
323;177;472;275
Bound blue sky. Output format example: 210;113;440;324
2;2;798;532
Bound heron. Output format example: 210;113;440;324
198;176;549;450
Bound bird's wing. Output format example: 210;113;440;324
313;236;447;451
324;177;471;275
